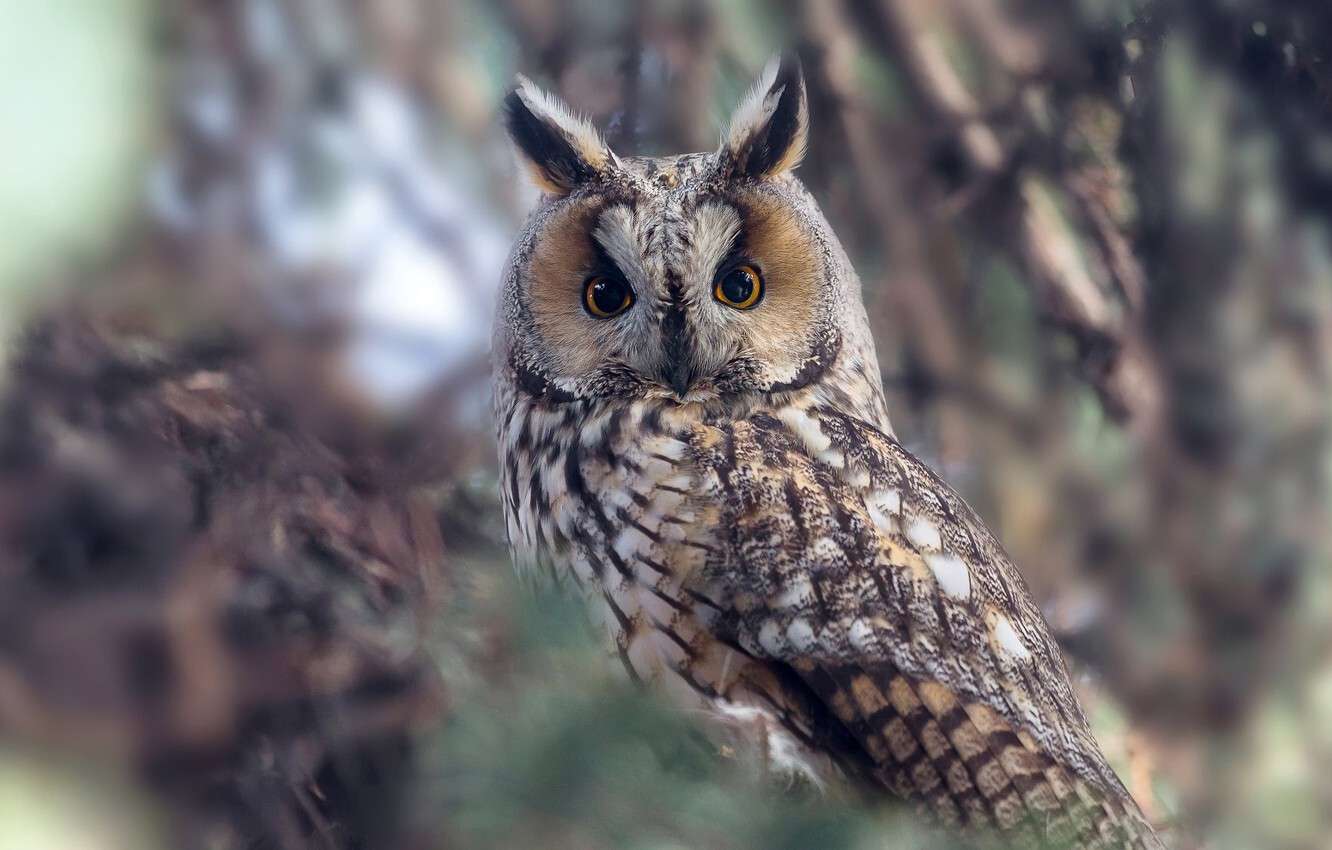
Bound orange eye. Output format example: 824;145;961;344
584;275;634;318
714;265;763;309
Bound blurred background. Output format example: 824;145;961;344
0;1;1329;848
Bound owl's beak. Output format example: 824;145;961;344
666;359;694;398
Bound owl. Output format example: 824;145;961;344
493;57;1164;850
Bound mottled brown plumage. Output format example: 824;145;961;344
493;57;1164;849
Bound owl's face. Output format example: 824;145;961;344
497;59;851;408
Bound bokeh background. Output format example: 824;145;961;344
1;2;1330;849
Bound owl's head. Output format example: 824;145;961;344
496;57;869;410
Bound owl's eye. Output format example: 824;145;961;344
714;265;763;310
583;275;634;319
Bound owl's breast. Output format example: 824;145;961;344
495;392;875;788
497;397;747;692
497;395;714;630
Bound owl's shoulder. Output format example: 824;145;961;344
681;400;1128;794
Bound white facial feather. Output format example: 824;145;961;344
687;203;743;287
592;206;647;288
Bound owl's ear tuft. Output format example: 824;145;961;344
720;54;808;180
503;76;613;195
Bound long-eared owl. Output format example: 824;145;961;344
492;56;1164;849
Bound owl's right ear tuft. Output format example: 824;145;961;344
720;54;808;180
503;77;612;196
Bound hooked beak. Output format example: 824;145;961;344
666;359;694;398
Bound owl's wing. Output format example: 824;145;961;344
689;408;1163;849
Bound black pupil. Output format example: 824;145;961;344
721;269;754;304
590;278;627;314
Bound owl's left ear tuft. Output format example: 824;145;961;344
720;54;809;180
503;76;613;195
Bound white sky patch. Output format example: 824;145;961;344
345;226;486;407
158;58;512;413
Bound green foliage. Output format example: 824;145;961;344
0;0;155;336
431;565;939;850
0;749;164;850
